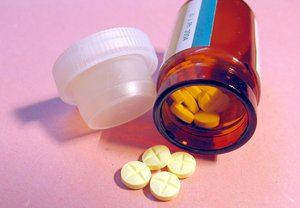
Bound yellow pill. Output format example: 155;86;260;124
150;171;181;201
184;86;204;99
198;87;229;113
170;103;194;124
121;161;151;190
181;89;199;113
142;145;172;170
170;89;185;103
199;85;218;93
194;111;220;129
167;152;196;179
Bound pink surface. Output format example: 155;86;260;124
0;0;299;207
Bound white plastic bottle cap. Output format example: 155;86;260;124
53;27;158;129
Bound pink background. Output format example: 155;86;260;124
1;0;300;207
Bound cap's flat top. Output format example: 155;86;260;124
1;0;300;207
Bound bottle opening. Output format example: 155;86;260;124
154;83;256;154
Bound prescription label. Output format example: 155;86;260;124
176;0;217;53
164;0;217;61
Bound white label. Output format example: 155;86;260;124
175;0;202;53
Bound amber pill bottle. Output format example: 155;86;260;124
153;0;261;154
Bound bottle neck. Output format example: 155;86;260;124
154;48;260;154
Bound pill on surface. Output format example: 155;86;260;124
197;87;229;113
142;145;172;170
184;86;204;99
170;103;194;124
167;152;196;179
121;161;151;190
181;89;199;113
194;111;220;129
170;89;185;104
150;171;181;201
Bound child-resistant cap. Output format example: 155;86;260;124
53;27;158;129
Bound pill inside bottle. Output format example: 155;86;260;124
163;85;247;149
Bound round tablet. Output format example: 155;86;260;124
171;103;194;124
194;111;220;129
170;89;185;104
121;161;151;190
150;171;181;201
142;145;172;170
184;86;204;99
198;87;229;113
181;89;199;114
167;152;196;179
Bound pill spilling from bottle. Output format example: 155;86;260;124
120;145;196;201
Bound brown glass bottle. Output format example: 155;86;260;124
153;0;261;154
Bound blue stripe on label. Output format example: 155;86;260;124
192;0;218;47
